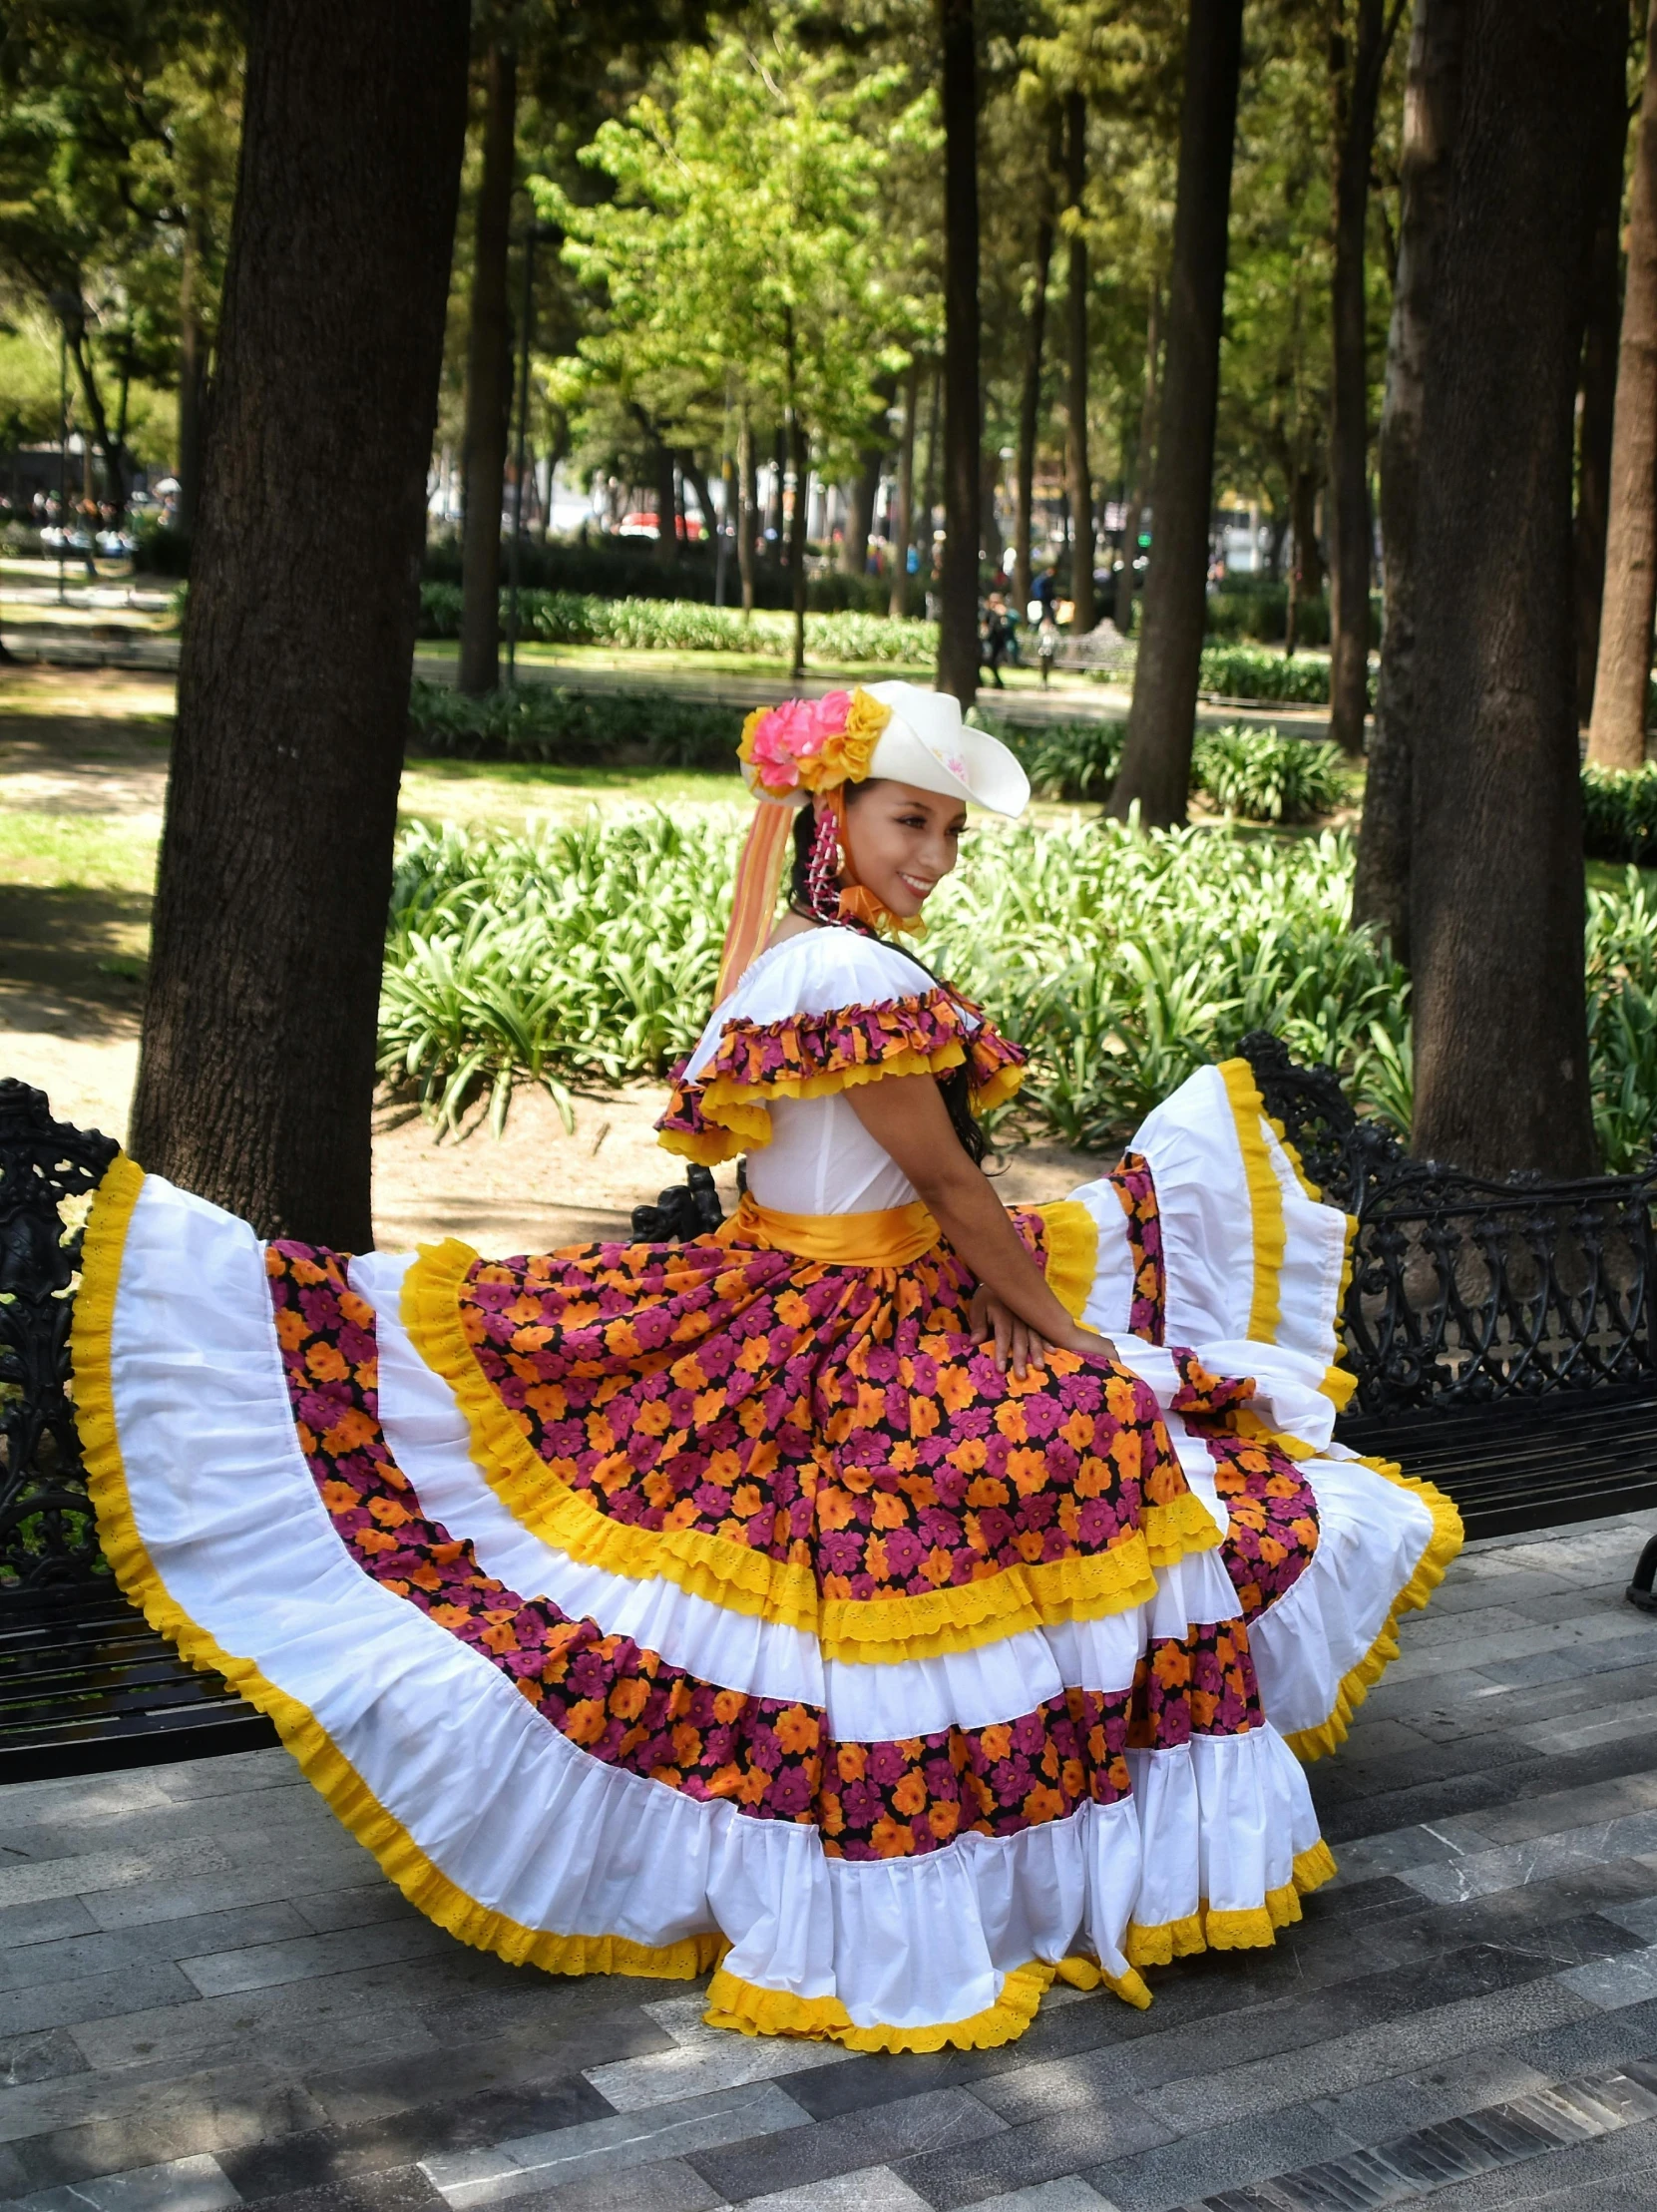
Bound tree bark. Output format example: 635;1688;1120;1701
1327;0;1403;757
937;0;982;703
1116;277;1161;634
652;423;678;570
1587;6;1657;769
919;362;942;570
177;209;207;537
1015;130;1057;616
737;402;756;616
1409;0;1619;1176
840;394;888;578
1063;90;1093;636
130;0;469;1246
1575;150;1626;725
458;41;517;697
890;359;918;620
1111;0;1245;825
1352;0;1464;957
788;415;810;679
67;326;127;516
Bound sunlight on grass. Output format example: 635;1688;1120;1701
0;812;160;892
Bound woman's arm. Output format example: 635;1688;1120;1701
844;1072;1114;1370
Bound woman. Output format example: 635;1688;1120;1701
72;681;1458;2052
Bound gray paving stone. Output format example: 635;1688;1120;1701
1434;1768;1657;1850
1602;1897;1657;1943
293;1885;425;1938
180;1917;458;1997
80;1851;390;1933
1403;2111;1657;2210
154;1748;299;1801
0;1960;201;2040
0;1902;97;1953
687;2084;1004;2203
420;2079;810;2207
0;2031;89;2091
0;1901;311;1992
1;2149;240;2211
4;2078;324;2190
737;2164;934;2211
456;2156;721;2212
585;1993;852;2112
1308;2044;1554;2145
1082;2100;1361;2212
887;2092;1173;2209
1401;1810;1657;1905
1557;1947;1657;2010
0;1841;234;1915
967;2184;1118;2212
0;1781;324;1867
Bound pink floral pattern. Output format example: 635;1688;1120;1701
1128;1620;1264;1750
1109;1151;1165;1342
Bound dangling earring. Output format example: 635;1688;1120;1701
805;804;843;923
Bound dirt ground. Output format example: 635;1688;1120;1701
1;666;1096;1251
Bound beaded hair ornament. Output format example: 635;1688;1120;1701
716;686;907;1003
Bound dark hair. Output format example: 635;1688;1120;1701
788;790;990;1166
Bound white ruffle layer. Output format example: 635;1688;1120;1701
101;1174;1327;2029
1247;1448;1436;1739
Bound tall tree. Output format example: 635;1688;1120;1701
1409;0;1620;1175
1326;0;1406;756
890;358;919;617
458;39;519;697
1575;134;1627;726
937;0;982;702
1351;0;1463;956
1111;0;1245;826
130;0;470;1245
1013;123;1058;615
1117;276;1160;633
1588;2;1657;771
1063;89;1094;633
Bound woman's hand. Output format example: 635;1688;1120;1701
970;1288;1118;1378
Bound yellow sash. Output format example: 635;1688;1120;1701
716;1192;940;1268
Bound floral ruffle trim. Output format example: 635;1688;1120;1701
657;988;1028;1164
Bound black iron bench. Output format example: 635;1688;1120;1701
5;1046;1656;1780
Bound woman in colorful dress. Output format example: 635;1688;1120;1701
72;680;1460;2052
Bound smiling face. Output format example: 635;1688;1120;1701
832;778;968;919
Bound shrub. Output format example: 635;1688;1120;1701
407;677;740;768
1190;726;1351;824
1581;763;1657;867
422;535;928;616
130;512;192;577
415;585;937;665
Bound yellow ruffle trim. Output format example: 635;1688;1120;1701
68;1157;719;1989
1284;1460;1464;1763
1217;1058;1287;1345
1031;1199;1099;1325
1123;1839;1338;1967
403;1239;1219;1664
657;1125;740;1166
706;1958;1066;2050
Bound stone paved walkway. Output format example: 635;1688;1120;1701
0;1510;1654;2212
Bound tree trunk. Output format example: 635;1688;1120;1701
1015;132;1057;616
458;41;516;697
890;359;918;620
177;210;207;537
130;0;469;1246
1575;143;1626;725
1587;6;1657;769
1352;0;1465;957
1111;0;1246;826
679;450;718;541
937;0;982;703
919;362;942;570
840;396;887;577
737;403;756;616
1117;277;1161;633
1409;0;1619;1175
67;327;127;517
788;416;810;680
1327;0;1402;757
652;426;678;570
1064;90;1094;637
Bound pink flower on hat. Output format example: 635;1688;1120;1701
738;688;890;795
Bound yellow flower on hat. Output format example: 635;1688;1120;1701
736;687;892;796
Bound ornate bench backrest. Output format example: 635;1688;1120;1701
1240;1032;1657;1420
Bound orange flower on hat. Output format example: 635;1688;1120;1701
737;687;892;796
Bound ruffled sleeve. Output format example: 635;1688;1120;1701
656;929;1027;1165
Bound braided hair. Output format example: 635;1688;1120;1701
788;792;989;1166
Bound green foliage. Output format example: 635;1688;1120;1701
1195;644;1374;706
1190;726;1350;823
1581;764;1657;868
416;585;937;665
407;678;739;767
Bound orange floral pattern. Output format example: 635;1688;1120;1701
1127;1619;1263;1750
456;1220;1191;1619
264;1240;1163;1861
656;989;1027;1157
1200;1432;1322;1619
1109;1150;1165;1343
